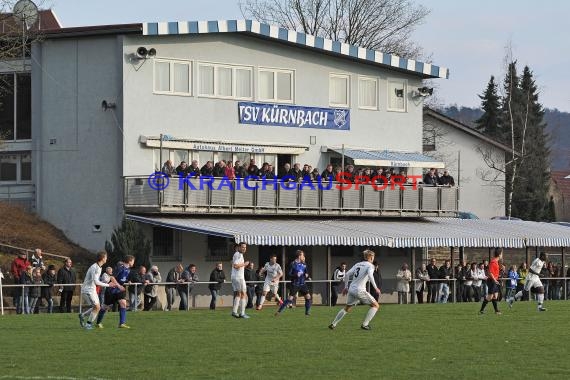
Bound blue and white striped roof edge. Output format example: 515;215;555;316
143;20;449;79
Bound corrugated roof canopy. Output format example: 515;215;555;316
126;215;570;248
143;20;449;79
329;148;445;169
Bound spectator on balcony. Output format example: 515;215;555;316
279;163;293;179
426;258;439;303
175;161;189;176
423;168;438;186
161;160;176;177
415;263;429;304
188;160;200;178
200;161;214;176
321;164;335;181
438;259;452;303
396;263;412;304
310;168;321;182
247;159;259;177
267;164;276;179
301;164;311;180
234;161;247;178
291;163;303;182
258;162;275;179
225;161;236;180
213;160;226;177
31;248;46;271
439;170;455;186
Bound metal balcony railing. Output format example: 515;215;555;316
123;176;459;216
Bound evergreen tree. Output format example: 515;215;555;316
105;219;151;269
475;76;502;140
510;66;551;221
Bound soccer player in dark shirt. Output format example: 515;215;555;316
275;250;312;316
95;255;135;328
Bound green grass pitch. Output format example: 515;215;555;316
1;301;569;379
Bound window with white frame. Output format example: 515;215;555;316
153;59;191;95
329;73;350;108
197;62;253;100
387;79;406;112
358;76;378;110
258;68;294;103
0;73;31;141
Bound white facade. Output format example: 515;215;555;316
423;110;507;219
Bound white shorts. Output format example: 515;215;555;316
346;289;376;306
232;278;247;293
81;291;99;307
524;275;543;291
263;282;279;294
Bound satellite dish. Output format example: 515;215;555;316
13;0;39;30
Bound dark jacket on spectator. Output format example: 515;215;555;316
166;267;181;289
128;271;144;295
30;277;43;298
426;263;439;280
439;174;455;186
439;265;453;285
179;269;199;292
208;268;226;291
20;271;33;295
57;266;77;291
423;173;438;186
212;164;225;177
31;255;44;269
187;166;201;178
42;271;56;299
175;165;188;176
244;267;258;287
234;165;247;178
200;164;213;176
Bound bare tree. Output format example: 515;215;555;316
239;0;429;59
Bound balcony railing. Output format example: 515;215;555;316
123;176;459;216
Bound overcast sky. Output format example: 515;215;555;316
48;0;570;112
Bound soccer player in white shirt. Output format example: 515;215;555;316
256;254;283;310
79;251;121;329
329;250;381;330
231;242;250;319
508;252;547;311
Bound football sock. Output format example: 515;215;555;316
537;293;544;308
89;309;99;324
480;299;488;312
491;299;498;312
275;294;282;302
331;309;347;326
96;309;106;324
82;308;93;318
305;299;312;314
259;295;266;307
278;299;290;313
239;297;247;315
514;291;523;301
232;297;240;314
119;307;126;325
363;307;378;326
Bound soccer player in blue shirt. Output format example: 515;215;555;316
95;255;135;328
275;250;312;316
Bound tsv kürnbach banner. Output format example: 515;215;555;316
238;102;350;130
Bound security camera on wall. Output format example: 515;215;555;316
417;86;433;97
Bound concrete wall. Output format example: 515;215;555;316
122;33;425;176
423;114;505;219
32;36;125;251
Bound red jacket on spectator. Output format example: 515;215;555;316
225;166;235;180
11;255;30;282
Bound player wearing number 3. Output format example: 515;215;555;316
329;250;380;330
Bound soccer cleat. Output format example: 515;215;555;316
84;323;93;330
118;323;131;329
495;311;502;315
240;314;251;319
538;307;547;312
256;305;262;311
328;324;335;330
305;312;311;316
479;310;485;315
78;314;85;328
231;312;240;318
361;324;371;330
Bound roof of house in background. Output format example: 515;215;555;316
551;171;570;200
142;20;449;80
423;108;516;154
0;9;61;32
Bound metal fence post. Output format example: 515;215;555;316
187;282;190;311
134;284;138;312
0;270;4;316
